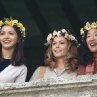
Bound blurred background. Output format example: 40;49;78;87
0;0;97;81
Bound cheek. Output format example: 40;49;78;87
86;38;89;46
14;38;18;43
0;37;3;42
63;47;68;53
12;36;18;43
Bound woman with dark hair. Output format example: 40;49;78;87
30;28;79;81
0;17;27;83
77;22;97;75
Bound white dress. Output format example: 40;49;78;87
0;64;27;83
30;66;77;81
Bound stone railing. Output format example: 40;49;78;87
0;75;97;97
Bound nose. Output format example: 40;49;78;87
4;33;9;38
56;43;60;48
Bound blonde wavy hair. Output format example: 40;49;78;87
44;39;78;71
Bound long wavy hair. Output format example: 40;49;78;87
44;38;78;72
0;25;25;66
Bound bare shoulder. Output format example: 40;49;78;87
37;66;47;79
38;66;47;72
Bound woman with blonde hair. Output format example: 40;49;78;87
30;28;79;81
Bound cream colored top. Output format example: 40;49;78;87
0;64;27;83
30;66;77;81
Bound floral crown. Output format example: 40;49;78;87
45;29;78;46
80;22;97;38
0;17;26;38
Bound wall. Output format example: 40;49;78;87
0;74;97;97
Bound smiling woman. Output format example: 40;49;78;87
30;28;79;81
0;26;18;50
0;17;27;83
78;22;97;75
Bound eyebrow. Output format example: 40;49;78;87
88;31;97;34
0;31;15;32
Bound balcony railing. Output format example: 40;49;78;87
0;74;97;97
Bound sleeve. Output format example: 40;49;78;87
29;67;40;81
15;66;27;83
29;66;46;81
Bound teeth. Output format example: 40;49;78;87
90;44;95;46
3;40;10;43
90;43;96;46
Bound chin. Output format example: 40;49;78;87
55;56;61;58
55;55;64;59
89;49;97;53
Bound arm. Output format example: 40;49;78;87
29;66;46;81
15;66;27;83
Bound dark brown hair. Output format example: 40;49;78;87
78;30;92;66
0;25;25;66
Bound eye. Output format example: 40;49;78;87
87;35;91;38
0;31;5;35
9;31;15;35
60;41;65;44
52;42;56;45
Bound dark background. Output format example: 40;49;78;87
0;0;97;81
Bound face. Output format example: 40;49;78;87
0;25;18;50
86;29;97;53
52;36;69;59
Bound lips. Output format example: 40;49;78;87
2;40;11;44
55;50;62;53
89;42;97;48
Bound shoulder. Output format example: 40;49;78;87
35;66;47;79
37;66;47;73
10;64;27;71
20;64;27;70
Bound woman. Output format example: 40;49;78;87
30;28;79;81
0;17;27;83
78;22;97;75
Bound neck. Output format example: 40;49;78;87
2;48;15;59
56;58;67;70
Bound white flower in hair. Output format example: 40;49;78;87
61;29;67;33
57;31;61;36
53;30;57;36
46;28;78;45
47;33;52;43
65;33;69;38
69;35;75;40
80;28;84;35
86;22;90;25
